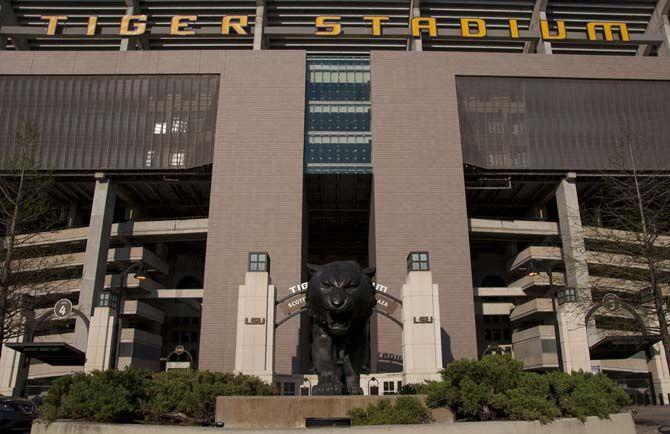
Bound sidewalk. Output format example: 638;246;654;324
630;406;670;433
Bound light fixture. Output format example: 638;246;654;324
133;262;148;280
527;261;540;277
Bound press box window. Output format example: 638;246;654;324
248;252;270;272
407;252;429;272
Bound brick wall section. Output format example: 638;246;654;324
4;51;670;374
199;51;306;374
371;52;479;365
369;51;670;368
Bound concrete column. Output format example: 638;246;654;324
638;0;670;56
401;270;443;384
119;1;149;51
0;335;28;396
119;4;135;51
648;342;670;401
555;173;591;372
74;175;116;351
524;0;551;54
253;0;266;50
117;327;162;371
535;11;554;54
84;306;116;372
408;0;422;51
234;272;275;383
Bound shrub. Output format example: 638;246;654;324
545;370;631;420
426;354;631;423
141;370;273;425
503;373;559;423
41;369;273;425
41;369;152;423
348;396;433;426
399;382;433;395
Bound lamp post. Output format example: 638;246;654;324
527;259;564;372
110;261;147;370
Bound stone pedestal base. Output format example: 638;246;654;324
215;395;453;428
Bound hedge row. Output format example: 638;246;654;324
42;369;273;425
424;354;631;423
42;355;631;426
348;396;433;425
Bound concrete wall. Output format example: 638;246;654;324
217;395;452;428
31;413;636;434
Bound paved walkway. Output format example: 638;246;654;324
630;406;670;433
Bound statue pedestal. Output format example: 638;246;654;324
215;395;452;428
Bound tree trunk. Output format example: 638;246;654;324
0;170;25;359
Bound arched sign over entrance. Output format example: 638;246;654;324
585;293;648;339
584;292;660;360
275;282;402;328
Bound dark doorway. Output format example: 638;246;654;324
304;173;372;267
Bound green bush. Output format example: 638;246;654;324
426;354;631;423
399;382;433;395
348;396;433;426
141;370;273;425
545;370;631;420
41;369;272;425
41;369;152;423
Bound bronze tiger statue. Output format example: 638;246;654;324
305;261;376;395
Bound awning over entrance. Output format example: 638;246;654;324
589;335;661;360
5;342;85;366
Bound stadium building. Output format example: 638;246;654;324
1;0;670;402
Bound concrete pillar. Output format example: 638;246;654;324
119;1;149;51
74;175;116;351
524;0;551;54
84;306;116;372
638;0;670;56
408;0;422;51
535;11;554;55
555;173;591;373
117;327;162;371
648;342;670;401
234;272;276;383
0;336;28;396
401;270;443;384
253;0;266;50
